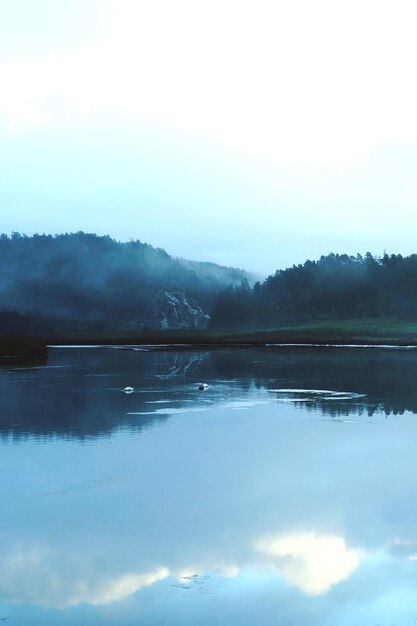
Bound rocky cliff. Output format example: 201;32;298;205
156;291;210;329
127;290;210;330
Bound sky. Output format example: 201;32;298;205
1;0;417;276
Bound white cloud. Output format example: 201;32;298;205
0;547;169;608
255;532;363;595
1;0;417;165
86;568;169;606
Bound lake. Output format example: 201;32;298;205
1;345;417;625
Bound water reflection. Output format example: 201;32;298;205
210;346;417;417
2;347;417;624
255;532;363;595
2;346;417;439
0;348;207;439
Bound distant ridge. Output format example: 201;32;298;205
0;232;252;333
177;257;257;287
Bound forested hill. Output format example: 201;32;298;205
210;252;417;330
177;258;256;286
0;232;250;333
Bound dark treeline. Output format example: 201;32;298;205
5;235;417;336
0;232;250;333
210;252;417;330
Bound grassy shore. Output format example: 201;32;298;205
3;319;417;358
229;319;417;345
45;318;417;347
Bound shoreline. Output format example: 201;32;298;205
47;342;417;352
43;321;417;348
5;319;417;356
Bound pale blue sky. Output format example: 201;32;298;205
1;0;417;275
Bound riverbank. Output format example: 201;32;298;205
4;319;417;356
45;319;417;348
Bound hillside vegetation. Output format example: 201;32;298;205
210;252;417;330
0;232;250;333
5;237;417;344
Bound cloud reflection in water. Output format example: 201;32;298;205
2;347;417;625
255;532;363;595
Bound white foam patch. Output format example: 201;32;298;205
266;343;417;349
48;345;107;348
270;389;365;400
220;400;270;410
127;407;207;416
278;398;316;403
324;395;364;401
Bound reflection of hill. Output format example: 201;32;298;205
2;347;417;440
210;347;417;418
0;348;209;440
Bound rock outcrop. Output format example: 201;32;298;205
127;290;210;330
156;291;210;329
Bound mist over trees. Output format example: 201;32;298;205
4;236;417;336
210;252;417;330
0;232;250;333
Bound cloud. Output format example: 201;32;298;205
0;547;169;608
0;545;239;610
254;532;363;595
1;0;417;166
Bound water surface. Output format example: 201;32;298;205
1;346;417;625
